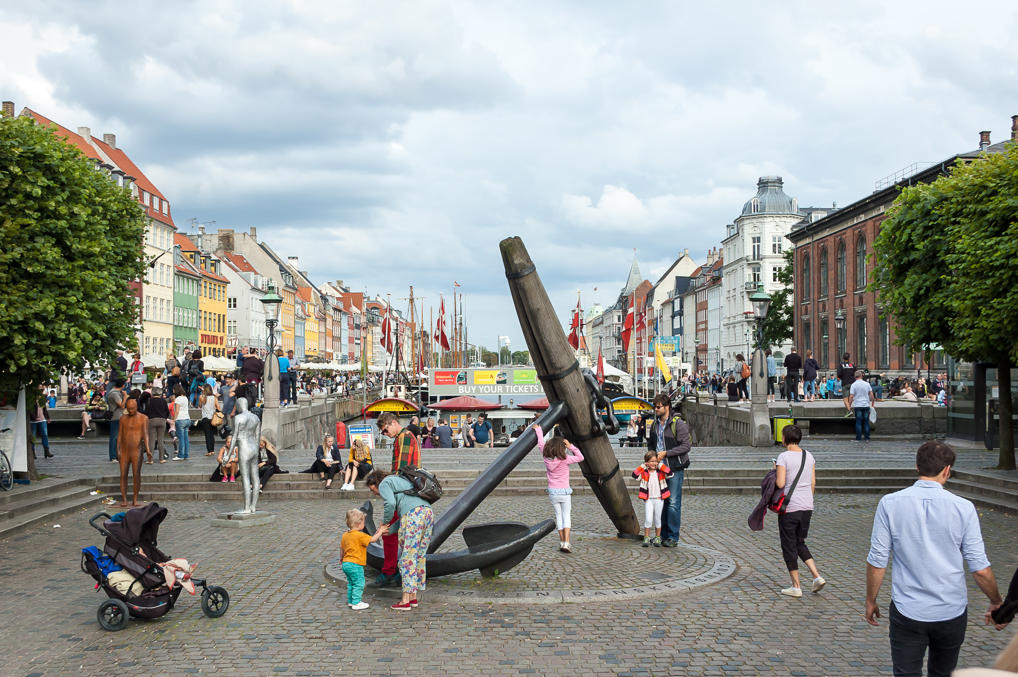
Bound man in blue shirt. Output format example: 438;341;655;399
472;413;493;448
866;441;1008;676
277;350;291;407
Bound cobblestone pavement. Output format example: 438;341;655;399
2;483;1016;675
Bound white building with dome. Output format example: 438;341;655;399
720;177;806;370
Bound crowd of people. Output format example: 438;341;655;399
678;350;950;408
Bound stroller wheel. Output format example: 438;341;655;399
201;585;230;618
97;598;129;631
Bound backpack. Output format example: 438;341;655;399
741;362;751;379
187;359;203;379
395;465;443;504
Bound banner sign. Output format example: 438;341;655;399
347;424;375;451
429;368;544;396
650;336;681;351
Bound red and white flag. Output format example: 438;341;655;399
434;296;451;351
380;303;394;354
621;303;635;354
567;298;581;350
596;346;605;385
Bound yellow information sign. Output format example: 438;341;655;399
473;370;499;385
362;398;420;414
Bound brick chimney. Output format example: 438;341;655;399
102;133;116;149
1;101;14;118
1012;115;1018;142
979;130;991;151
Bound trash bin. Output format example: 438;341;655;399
774;417;794;444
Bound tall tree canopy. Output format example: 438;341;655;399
871;143;1018;469
0;114;146;398
760;248;794;350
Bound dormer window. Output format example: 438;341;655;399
751;198;760;213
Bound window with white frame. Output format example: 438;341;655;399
772;266;781;283
751;236;761;260
772;235;783;255
750;264;761;284
228;297;237;310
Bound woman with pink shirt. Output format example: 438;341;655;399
537;426;584;553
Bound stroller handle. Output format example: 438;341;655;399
88;511;113;537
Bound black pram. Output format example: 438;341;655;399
81;503;230;631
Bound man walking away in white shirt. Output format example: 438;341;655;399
866;441;1009;676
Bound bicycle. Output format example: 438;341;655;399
0;427;14;491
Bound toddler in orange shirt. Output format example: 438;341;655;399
341;508;387;610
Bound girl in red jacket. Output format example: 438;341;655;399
632;451;673;547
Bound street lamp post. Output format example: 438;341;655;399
834;309;845;362
259;283;284;411
746;284;772;446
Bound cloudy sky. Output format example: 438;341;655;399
3;1;1017;353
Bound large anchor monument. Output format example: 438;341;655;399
362;237;640;577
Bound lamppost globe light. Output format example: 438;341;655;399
260;282;284;354
747;284;772;320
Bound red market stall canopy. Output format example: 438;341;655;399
361;397;420;417
517;397;549;411
431;395;502;412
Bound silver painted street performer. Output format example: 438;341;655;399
228;397;262;514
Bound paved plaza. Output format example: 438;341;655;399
2;437;1016;675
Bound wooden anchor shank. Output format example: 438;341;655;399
500;236;640;537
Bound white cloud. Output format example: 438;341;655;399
2;0;1018;351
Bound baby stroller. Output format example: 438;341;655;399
81;503;230;631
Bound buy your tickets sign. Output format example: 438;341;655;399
430;368;542;396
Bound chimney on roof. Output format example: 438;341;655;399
335;280;343;288
249;227;257;239
102;133;116;149
288;256;299;269
1;101;13;118
979;131;991;151
1012;115;1018;142
196;224;205;251
218;229;234;252
77;126;91;140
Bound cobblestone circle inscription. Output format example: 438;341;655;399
325;531;736;604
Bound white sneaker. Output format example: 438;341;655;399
780;586;803;598
350;602;370;610
171;456;182;461
560;542;572;553
812;576;826;593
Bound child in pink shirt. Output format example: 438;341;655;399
537;426;584;553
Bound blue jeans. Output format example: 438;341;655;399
342;561;366;605
854;407;871;440
175;419;192;458
31;421;49;454
804;379;816;398
108;419;120;460
661;468;685;542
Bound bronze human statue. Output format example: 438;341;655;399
117;398;149;507
227;397;261;514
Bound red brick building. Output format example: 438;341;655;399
787;121;1018;376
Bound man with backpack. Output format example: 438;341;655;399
783;347;803;403
837;353;855;417
374;411;421;586
647;393;692;547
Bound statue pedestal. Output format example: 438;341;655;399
210;511;277;528
750;346;773;447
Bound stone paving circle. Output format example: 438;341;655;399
325;531;737;604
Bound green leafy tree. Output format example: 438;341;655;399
871;143;1018;469
0;114;147;478
760;248;794;349
510;350;531;366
